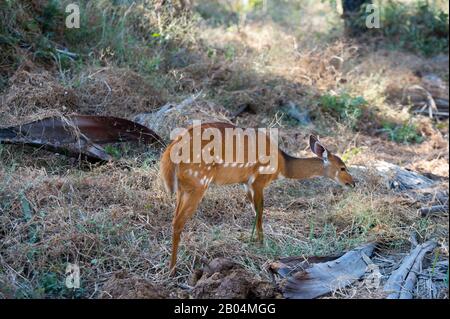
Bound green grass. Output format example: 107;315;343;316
256;222;366;259
320;92;367;129
0;0;197;92
382;121;424;144
375;1;448;57
104;145;122;159
341;146;363;162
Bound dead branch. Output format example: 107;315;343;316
418;205;449;217
384;240;437;299
413;109;449;118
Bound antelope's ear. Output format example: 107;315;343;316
309;135;328;160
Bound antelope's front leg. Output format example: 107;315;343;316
253;186;264;244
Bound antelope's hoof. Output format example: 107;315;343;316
251;236;264;245
169;265;177;277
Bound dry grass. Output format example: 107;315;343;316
0;0;448;299
0;60;166;126
0;130;447;298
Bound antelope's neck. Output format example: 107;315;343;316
280;151;325;180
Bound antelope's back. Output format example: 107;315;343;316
167;122;278;163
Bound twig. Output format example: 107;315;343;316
413;109;449;118
407;85;440;119
177;283;193;290
55;48;78;59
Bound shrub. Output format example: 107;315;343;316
382;121;424;144
320;92;367;129
371;1;449;56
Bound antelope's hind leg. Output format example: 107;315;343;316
245;182;265;244
170;187;206;274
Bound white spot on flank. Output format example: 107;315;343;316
259;165;273;173
207;166;211;171
193;171;199;178
248;175;255;185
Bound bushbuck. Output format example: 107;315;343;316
160;122;355;273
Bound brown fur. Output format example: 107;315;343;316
160;122;355;273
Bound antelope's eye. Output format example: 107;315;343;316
340;167;346;171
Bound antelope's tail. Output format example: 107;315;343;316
160;146;177;194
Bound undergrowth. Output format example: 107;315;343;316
320;92;367;129
382;121;424;144
352;0;449;56
0;0;448;299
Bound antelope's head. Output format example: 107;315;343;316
309;135;355;188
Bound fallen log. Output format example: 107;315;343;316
434;98;449;110
0;115;164;162
133;92;203;135
418;205;449;217
270;243;376;299
384;240;437;299
372;161;436;191
132;92;232;140
350;162;447;208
